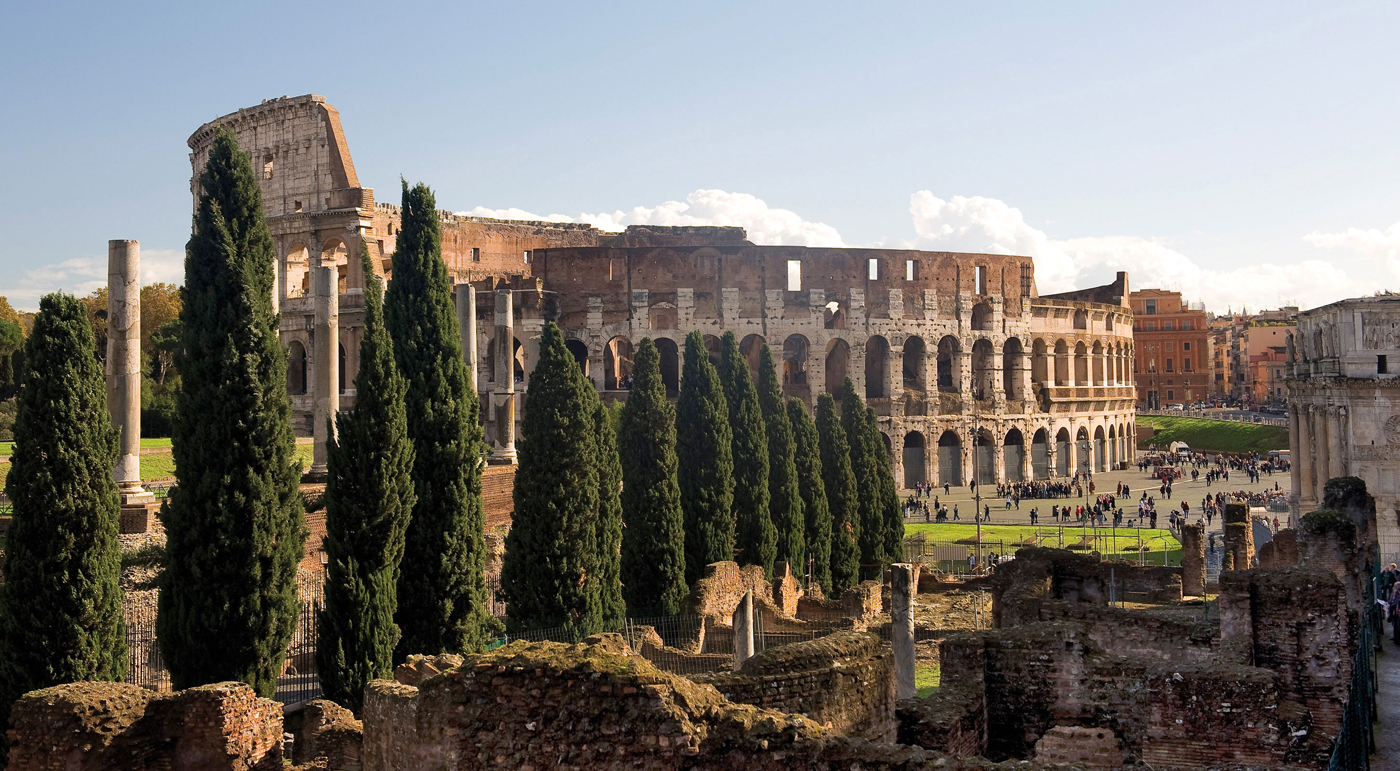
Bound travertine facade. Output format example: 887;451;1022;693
190;95;1137;489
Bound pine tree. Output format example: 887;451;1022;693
866;405;905;567
757;345;803;574
317;247;415;713
0;293;127;753
618;339;687;616
840;379;885;579
592;392;626;628
718;332;774;576
158;127;306;696
816;394;860;595
787;398;832;596
676;331;734;585
502;323;603;637
384;181;491;658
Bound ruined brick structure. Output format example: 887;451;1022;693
190;95;1137;493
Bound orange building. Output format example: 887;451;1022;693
1129;289;1210;407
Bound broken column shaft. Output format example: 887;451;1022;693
311;266;339;475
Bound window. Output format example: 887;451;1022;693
868;258;879;280
263;155;274;179
787;260;802;291
1165;342;1174;352
1184;357;1193;372
294;200;303;212
1146;321;1155;331
1144;299;1157;315
1020;264;1033;296
472;247;481;263
1181;321;1191;330
975;265;987;295
1165;358;1174;372
1164;321;1174;331
1167;390;1174;399
1274;368;1281;378
1106;315;1114;331
1183;342;1191;351
906;259;919;281
377;239;384;253
325;198;331;208
524;250;532;264
1380;355;1389;374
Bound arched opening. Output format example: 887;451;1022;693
1073;309;1087;330
287;341;307;395
513;338;525;383
740;334;766;380
902;336;926;392
971;302;993;332
1002;338;1024;400
1106;314;1114;331
703;334;722;367
1091;341;1105;386
903;432;926;488
654;337;680;394
1107;425;1117;471
1053;340;1069;386
823;300;846;329
1031;428;1049;479
566;338;590;378
1055;428;1071;476
783;335;809;386
937;336;961;393
321;239;349;294
1094;426;1107;473
284;242;309;299
1074;341;1089;385
937;431;962;486
605;337;633;389
1076;427;1092;474
1004;428;1025;482
825;338;850;394
865;335;890;399
975;429;995;485
338;343;347;394
971;339;995;401
1031;339;1048;386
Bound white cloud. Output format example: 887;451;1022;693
461;189;846;248
1304;222;1400;277
0;247;185;311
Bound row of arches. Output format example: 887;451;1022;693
899;424;1131;487
280;240;351;300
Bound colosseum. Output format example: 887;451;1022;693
189;94;1137;490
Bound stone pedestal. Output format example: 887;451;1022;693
732;590;754;670
1179;523;1206;597
891;563;916;699
311;266;339;476
106;240;153;507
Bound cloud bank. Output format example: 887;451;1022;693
0;248;184;310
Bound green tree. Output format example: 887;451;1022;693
617;338;688;616
0;293;127;757
816;393;860;595
866;406;904;565
317;248;416;713
384;181;492;658
840;379;885;579
0;317;21;392
502;323;603;637
592;392;626;628
787;398;831;595
157;127;306;696
676;331;734;585
757;345;803;574
718;332;774;576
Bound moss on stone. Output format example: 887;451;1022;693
1299;508;1356;540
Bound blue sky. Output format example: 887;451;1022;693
1;1;1397;312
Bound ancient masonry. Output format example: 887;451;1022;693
188;94;1137;496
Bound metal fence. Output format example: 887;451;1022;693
1328;602;1378;770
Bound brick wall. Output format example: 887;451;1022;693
1179;523;1205;596
481;463;515;532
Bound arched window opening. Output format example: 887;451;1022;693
783;335;809;386
937;336;961;393
654;337;680;395
825;338;850;395
287;341;307;395
566;338;590;378
605;337;633;390
865;335;890;399
903;432;926;488
903;336;926;392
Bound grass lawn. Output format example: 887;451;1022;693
0;443;317;487
1135;415;1287;454
915;661;941;698
905;522;1182;564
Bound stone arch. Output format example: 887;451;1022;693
703;334;722;366
1074;341;1089;385
971;301;993;332
1093;425;1107;472
740;334;766;380
1031;338;1048;385
902;336;926;392
823;299;846;330
971;339;995;400
937;430;962;486
903;431;926;488
865;335;890;399
287;340;307;395
566;338;590;377
321;238;350;294
1004;428;1026;482
513;337;526;383
1002;338;1024;400
937;336;962;392
1031;427;1050;479
1091;340;1105;386
825;338;850;394
1073;309;1087;330
1054;340;1069;386
654;337;680;394
1055;427;1071;476
783;335;809;386
284;242;310;299
605;337;633;390
974;428;995;485
1106;314;1114;331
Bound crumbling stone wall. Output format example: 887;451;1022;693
1179;522;1205;596
1036;601;1215;663
1223;502;1255;569
986;548;1182;626
7;681;282;771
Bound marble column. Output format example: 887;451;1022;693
1327;407;1345;484
993;441;1006;484
1313;407;1330;503
733;591;755;670
311;266;339;476
891;564;916;699
456;282;478;392
491;287;517;464
106;240;150;503
1297;404;1315;508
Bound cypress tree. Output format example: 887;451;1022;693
0;293;127;753
718;332;774;576
317;248;415;713
618;338;687;616
840;379;885;579
592;392;626;628
158;127;306;695
385;181;491;658
865;406;905;566
676;331;734;585
816;393;860;595
787;398;832;596
501;323;603;637
757;344;803;574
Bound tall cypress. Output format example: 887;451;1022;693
840;378;885;579
317;248;415;713
385;181;491;658
618;338;687;616
592;392;626;628
787;398;831;596
502;323;603;637
867;406;905;566
676;331;734;585
757;344;803;574
718;332;775;576
816;393;860;595
0;293;127;754
158;127;306;695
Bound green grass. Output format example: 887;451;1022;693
1;443;318;487
915;661;941;698
905;522;1183;563
1135;415;1288;454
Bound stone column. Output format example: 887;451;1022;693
992;441;1006;484
106;241;150;505
1288;405;1302;503
1180;523;1206;597
1297;404;1314;510
311;266;340;476
1327;407;1345;483
1312;407;1329;503
1021;443;1033;482
1223;503;1254;570
456;282;477;392
732;590;755;670
958;350;973;400
1047;441;1059;479
891;563;916;700
491;287;517;464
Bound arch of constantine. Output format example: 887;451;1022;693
189;95;1136;489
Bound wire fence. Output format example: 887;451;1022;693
1328;595;1378;769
